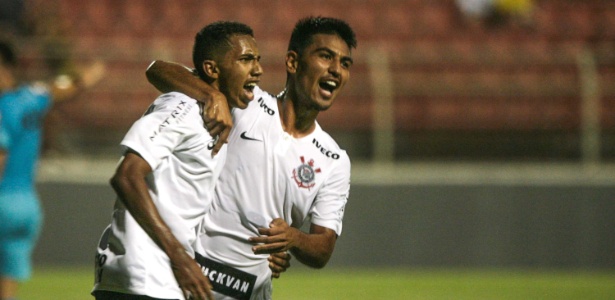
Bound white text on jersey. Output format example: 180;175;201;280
312;138;340;159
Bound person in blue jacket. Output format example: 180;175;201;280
0;40;104;300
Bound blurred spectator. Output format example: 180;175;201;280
0;39;105;300
494;0;535;28
456;0;496;28
456;0;535;29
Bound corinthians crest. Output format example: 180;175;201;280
292;156;321;190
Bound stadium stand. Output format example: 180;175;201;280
11;0;615;160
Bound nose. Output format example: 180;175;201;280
328;58;341;77
252;61;263;77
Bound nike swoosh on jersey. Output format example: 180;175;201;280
240;131;262;142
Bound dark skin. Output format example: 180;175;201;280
147;33;352;270
147;61;294;279
249;34;352;269
146;63;232;157
113;34;263;300
111;151;213;300
250;219;337;269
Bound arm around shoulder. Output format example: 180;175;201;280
145;60;232;155
146;60;221;104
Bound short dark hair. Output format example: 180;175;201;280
0;40;17;67
192;21;254;80
288;16;357;55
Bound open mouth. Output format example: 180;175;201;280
319;80;338;95
242;81;259;102
244;82;257;92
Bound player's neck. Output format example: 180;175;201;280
277;90;317;138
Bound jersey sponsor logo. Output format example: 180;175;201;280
149;100;192;141
240;131;262;142
292;156;321;190
257;97;275;116
312;138;340;159
195;253;256;300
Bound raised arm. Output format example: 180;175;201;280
111;150;213;300
51;60;106;103
146;60;232;156
146;60;211;98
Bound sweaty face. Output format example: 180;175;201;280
217;35;263;109
293;34;353;111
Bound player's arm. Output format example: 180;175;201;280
251;156;350;269
249;219;337;269
49;61;106;103
146;60;231;156
290;222;337;269
111;150;213;300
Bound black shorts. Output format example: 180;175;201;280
93;290;178;300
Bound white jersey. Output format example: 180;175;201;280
196;87;350;300
93;92;227;299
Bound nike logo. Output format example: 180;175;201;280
240;131;262;142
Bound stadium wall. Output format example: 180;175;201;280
32;163;615;270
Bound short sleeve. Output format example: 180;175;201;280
309;153;351;236
120;93;201;170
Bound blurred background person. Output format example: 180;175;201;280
455;0;535;29
455;0;496;28
494;0;535;28
0;40;104;300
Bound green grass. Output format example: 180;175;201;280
20;266;615;300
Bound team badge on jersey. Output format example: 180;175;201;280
292;156;321;190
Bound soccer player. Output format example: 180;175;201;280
146;16;356;299
0;40;105;300
91;22;262;300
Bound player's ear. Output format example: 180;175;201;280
202;60;219;80
285;51;298;74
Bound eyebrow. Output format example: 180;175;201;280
239;53;260;60
314;47;353;65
